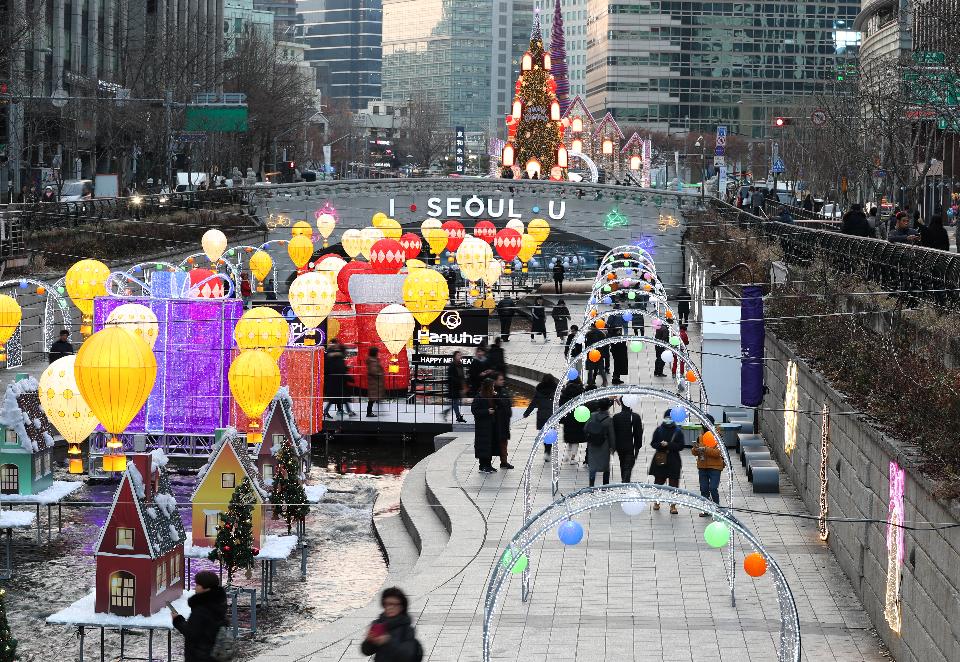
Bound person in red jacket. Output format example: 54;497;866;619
671;324;690;377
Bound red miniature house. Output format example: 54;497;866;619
256;388;310;487
94;451;186;617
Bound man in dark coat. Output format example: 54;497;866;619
443;351;467;422
584;400;616;486
471;378;498;472
493;372;513;469
612;400;643;482
584;326;607;386
676;288;691;326
840;203;872;237
48;330;74;363
171;571;227;662
564;324;582;359
609;328;628;385
496;295;515;340
920;212;950;251
648;409;686;513
523;374;559;461
323;338;356;417
551;299;571;339
529;297;547;341
487;338;506;376
468;347;492;396
558;378;585;464
552;261;565;293
653;323;670;376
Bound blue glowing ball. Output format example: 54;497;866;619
623;312;633;322
567;367;579;381
602;296;612;305
132;265;142;273
557;520;584;545
532;206;540;213
670;406;688;424
544;429;558;445
18;280;27;289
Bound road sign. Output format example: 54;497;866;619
715;146;725;156
811;109;827;126
174;131;208;144
913;50;946;65
717;126;727;138
714;155;726;167
771;158;785;174
874;169;887;178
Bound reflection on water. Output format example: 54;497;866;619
313;433;434;476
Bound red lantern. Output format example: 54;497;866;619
493;228;522;262
442;220;466;253
548;78;557;93
399;232;422;260
474;221;496;244
337;260;371;298
188;269;224;298
368;238;405;274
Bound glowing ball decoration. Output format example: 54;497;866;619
474;220;496;243
249;250;273;291
587;349;601;363
557;520;584;545
501;549;528;574
442;220;466;254
402;268;449;326
39;355;100;474
228;349;281;445
544;429;558;445
456;236;493;283
482;259;503;287
291;220;313;238
528;218;550;247
234;307;288;362
595;319;606;330
704;521;730;548
359;227;385;260
701;431;718;448
341;229;364;259
573;405;591;422
0;294;22;361
368;239;406;275
74;326;157;472
188;269;225;298
380;218;402;241
315;211;337;247
621;501;647;516
744;552;768;578
399;233;422;261
201;229;228;264
105;303;159;349
685;369;698;383
65;259;110;335
493;228;522;262
287;235;314;271
288;271;337;331
660;349;673;363
567;368;579;381
421;219;448;257
670;406;687;424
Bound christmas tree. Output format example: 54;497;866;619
550;0;570;114
504;9;566;178
270;438;309;534
208;477;259;583
0;588;17;662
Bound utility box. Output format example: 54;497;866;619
701;305;741;422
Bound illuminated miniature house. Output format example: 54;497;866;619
256;388;310;487
0;375;58;495
94;451;186;616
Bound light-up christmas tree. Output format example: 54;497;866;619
550;0;570;114
209;478;258;583
503;10;567;179
0;588;17;662
270;438;309;534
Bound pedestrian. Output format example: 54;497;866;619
867;207;880;235
648;409;685;513
487;337;506;376
48;329;74;363
585;325;607;386
468;347;492;396
41;185;56;203
324;338;357;418
552;261;565;293
551;298;571;339
559;376;585;464
801;193;814;211
264;278;277;300
609;327;628;385
751;187;765;216
840;203;871;237
361;587;423;661
564;324;582;360
676;288;691;326
443;351;467;423
472;378;498;473
170;571;227;662
583;399;615;486
239;272;253;301
523;373;559;462
920;210;950;251
630;304;645;336
496;294;515;341
529;297;548;342
889;214;920;244
671;324;690;378
612;398;643;482
366;347;385;417
691;414;725;514
653;322;670;377
493;372;514;469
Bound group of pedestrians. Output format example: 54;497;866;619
322;338;387;419
496;296;572;342
839;203;953;251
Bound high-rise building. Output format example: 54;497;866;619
584;0;861;138
380;0;531;134
298;0;382;110
224;0;276;56
255;0;300;33
542;0;587;98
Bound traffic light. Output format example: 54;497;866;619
773;117;790;127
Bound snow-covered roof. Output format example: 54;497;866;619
0;377;58;453
192;428;269;501
260;387;309;459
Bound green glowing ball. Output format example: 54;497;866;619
704;521;730;548
630;341;644;352
573;405;591;423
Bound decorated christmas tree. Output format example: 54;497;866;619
0;588;16;662
550;0;570;114
208;477;258;583
504;9;566;178
270;438;309;534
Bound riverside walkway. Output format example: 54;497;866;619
261;298;886;661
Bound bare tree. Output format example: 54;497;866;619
398;93;450;169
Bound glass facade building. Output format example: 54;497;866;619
298;0;382;110
585;0;861;138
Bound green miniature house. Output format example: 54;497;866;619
0;374;58;495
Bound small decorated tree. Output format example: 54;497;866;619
0;587;17;662
270;438;309;534
208;477;258;583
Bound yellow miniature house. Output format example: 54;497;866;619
190;428;267;548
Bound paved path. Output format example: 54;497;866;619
260;300;886;661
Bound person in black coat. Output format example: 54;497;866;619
361;587;422;661
552;262;565;293
487;338;506;376
523;373;559;460
558;378;585;464
676;288;691;326
653;323;670;377
468;347;492;396
648;409;686;513
551;299;571;338
529;297;547;341
493;372;513;469
612;400;644;482
472;378;498;473
443;351;467;423
564;324;581;359
584;326;607;386
840;203;872;237
920;211;950;251
48;330;74;363
171;571;227;662
496;295;515;340
609;328;628;385
323;338;356;417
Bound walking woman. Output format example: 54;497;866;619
494;372;514;469
472;378;498;473
361;587;423;661
558;376;586;464
648;409;685;513
551;299;571;339
529;297;548;342
366;347;385;417
583;399;615;486
523;373;559;462
443;351;467;422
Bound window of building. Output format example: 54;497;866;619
205;513;220;537
170;553;181;583
262;463;274;483
156;563;166;593
33;454;41;477
116;527;134;549
4;429;16;444
221;472;235;489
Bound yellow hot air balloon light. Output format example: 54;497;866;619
234;307;288;362
105;303;160;349
528;218;550;254
287;235;314;271
229;350;281;445
65;259;110;336
40;355;100;475
288;272;337;344
201;229;228;265
0;294;22;363
518;234;538;272
315;204;338;247
292;221;313;238
359;227;385;260
402;267;449;331
342;229;364;259
249;250;273;292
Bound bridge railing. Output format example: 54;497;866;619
706;199;960;309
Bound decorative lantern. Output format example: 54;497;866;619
376;304;415;373
288;271;337;342
602;138;614;155
291;221;313;238
201;229;228;265
557;145;569;168
441;220;466;262
401;268;450;329
521;52;533;71
630;154;642;170
399;232;423;260
233;306;288;362
572;138;583;153
314;208;337;247
517;234;538;272
474;221;497;244
572;117;583;133
511;99;522;120
550;100;561;121
39;355;99;475
368;238;406;274
420;218;448;260
228;350;281;445
341;229;364;259
525;158;542;179
359;227;385;260
0;295;22;362
249;250;273;292
105;303;159;348
502;142;516;167
65;259;110;336
287;235;314;272
544;53;552;69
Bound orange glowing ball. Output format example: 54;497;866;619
588;349;602;363
36;287;46;295
187;257;195;265
744;553;767;577
595;319;606;329
702;432;718;448
666;310;674;320
589;310;598;318
685;370;698;383
606;273;616;281
644;284;652;292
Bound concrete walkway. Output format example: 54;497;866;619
259;302;886;661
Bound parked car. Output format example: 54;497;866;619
820;203;843;219
59;179;94;202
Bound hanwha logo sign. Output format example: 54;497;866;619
426;308;488;346
440;310;462;330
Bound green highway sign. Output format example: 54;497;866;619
913;51;946;65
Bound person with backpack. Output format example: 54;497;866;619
523;373;559;462
648;409;686;514
361;587;424;661
170;571;229;661
612;398;644;482
558;376;585;464
584;399;616;487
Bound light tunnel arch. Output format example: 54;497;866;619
483;483;801;662
0;277;74;353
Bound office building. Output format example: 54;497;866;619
298;0;382;110
224;0;276;56
584;0;860;138
255;0;300;33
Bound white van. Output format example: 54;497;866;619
175;172;208;192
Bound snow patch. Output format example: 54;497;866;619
304;484;328;503
149;448;169;470
47;591;194;628
145;507;158;519
0;510;36;527
0;480;82;504
155;493;177;518
169;524;180;541
32;417;42;429
127;464;146;499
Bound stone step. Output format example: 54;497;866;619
372;510;419;583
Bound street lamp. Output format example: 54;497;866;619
694;135;705;199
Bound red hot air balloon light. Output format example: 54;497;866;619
474;221;496;244
368;239;406;274
399;233;422;261
493;228;522;262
